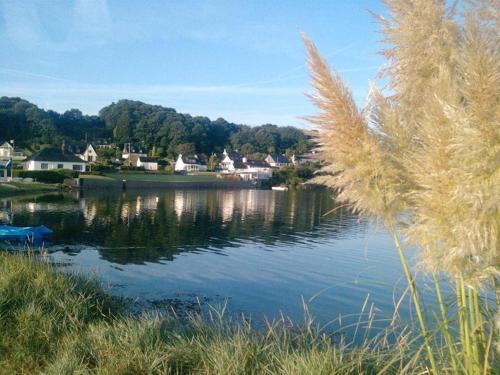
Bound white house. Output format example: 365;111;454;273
174;154;207;172
290;152;321;166
23;148;87;172
122;144;147;160
265;154;290;168
219;149;242;172
137;157;158;171
78;144;98;163
235;158;272;180
0;141;26;161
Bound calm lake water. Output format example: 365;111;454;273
1;188;424;332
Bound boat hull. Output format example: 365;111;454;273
0;225;53;241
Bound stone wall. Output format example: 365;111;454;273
77;178;256;190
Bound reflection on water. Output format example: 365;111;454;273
1;188;415;330
7;189;361;263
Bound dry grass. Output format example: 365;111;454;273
303;0;499;373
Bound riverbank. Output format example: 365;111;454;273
0;252;468;374
0;182;59;198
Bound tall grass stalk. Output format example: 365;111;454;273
469;287;481;372
432;273;460;374
388;223;437;373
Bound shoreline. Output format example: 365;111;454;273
0;182;60;198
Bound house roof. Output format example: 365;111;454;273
95;139;113;145
139;157;158;163
245;160;271;168
268;154;289;163
0;142;13;149
180;155;206;165
233;161;246;169
25;148;86;163
234;160;270;169
122;145;146;154
222;149;242;161
0;160;12;169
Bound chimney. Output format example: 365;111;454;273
242;156;247;163
61;140;66;154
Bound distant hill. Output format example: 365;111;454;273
0;97;311;158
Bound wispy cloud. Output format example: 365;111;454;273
0;1;377;126
73;0;111;36
0;77;311;126
0;0;42;46
0;64;368;127
0;0;112;51
0;67;76;83
0;72;304;97
0;0;307;55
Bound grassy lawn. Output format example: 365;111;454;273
79;174;114;180
101;172;223;183
0;182;59;198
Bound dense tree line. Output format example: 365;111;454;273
99;99;240;157
0;97;108;148
0;97;311;157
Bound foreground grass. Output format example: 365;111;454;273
0;182;59;198
0;253;404;374
0;253;497;374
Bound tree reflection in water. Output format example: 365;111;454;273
5;188;361;265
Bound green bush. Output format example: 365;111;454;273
91;163;116;172
12;168;23;177
18;169;79;183
261;164;319;189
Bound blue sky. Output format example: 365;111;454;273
0;0;385;128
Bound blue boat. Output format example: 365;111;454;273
0;225;53;241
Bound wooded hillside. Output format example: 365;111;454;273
0;97;310;157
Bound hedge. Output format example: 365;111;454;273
120;166;145;171
90;164;116;172
17;169;79;184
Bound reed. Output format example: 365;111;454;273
304;0;499;373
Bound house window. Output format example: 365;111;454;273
57;164;64;169
88;155;93;162
73;164;82;171
41;163;48;170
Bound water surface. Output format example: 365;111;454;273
1;188;419;331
